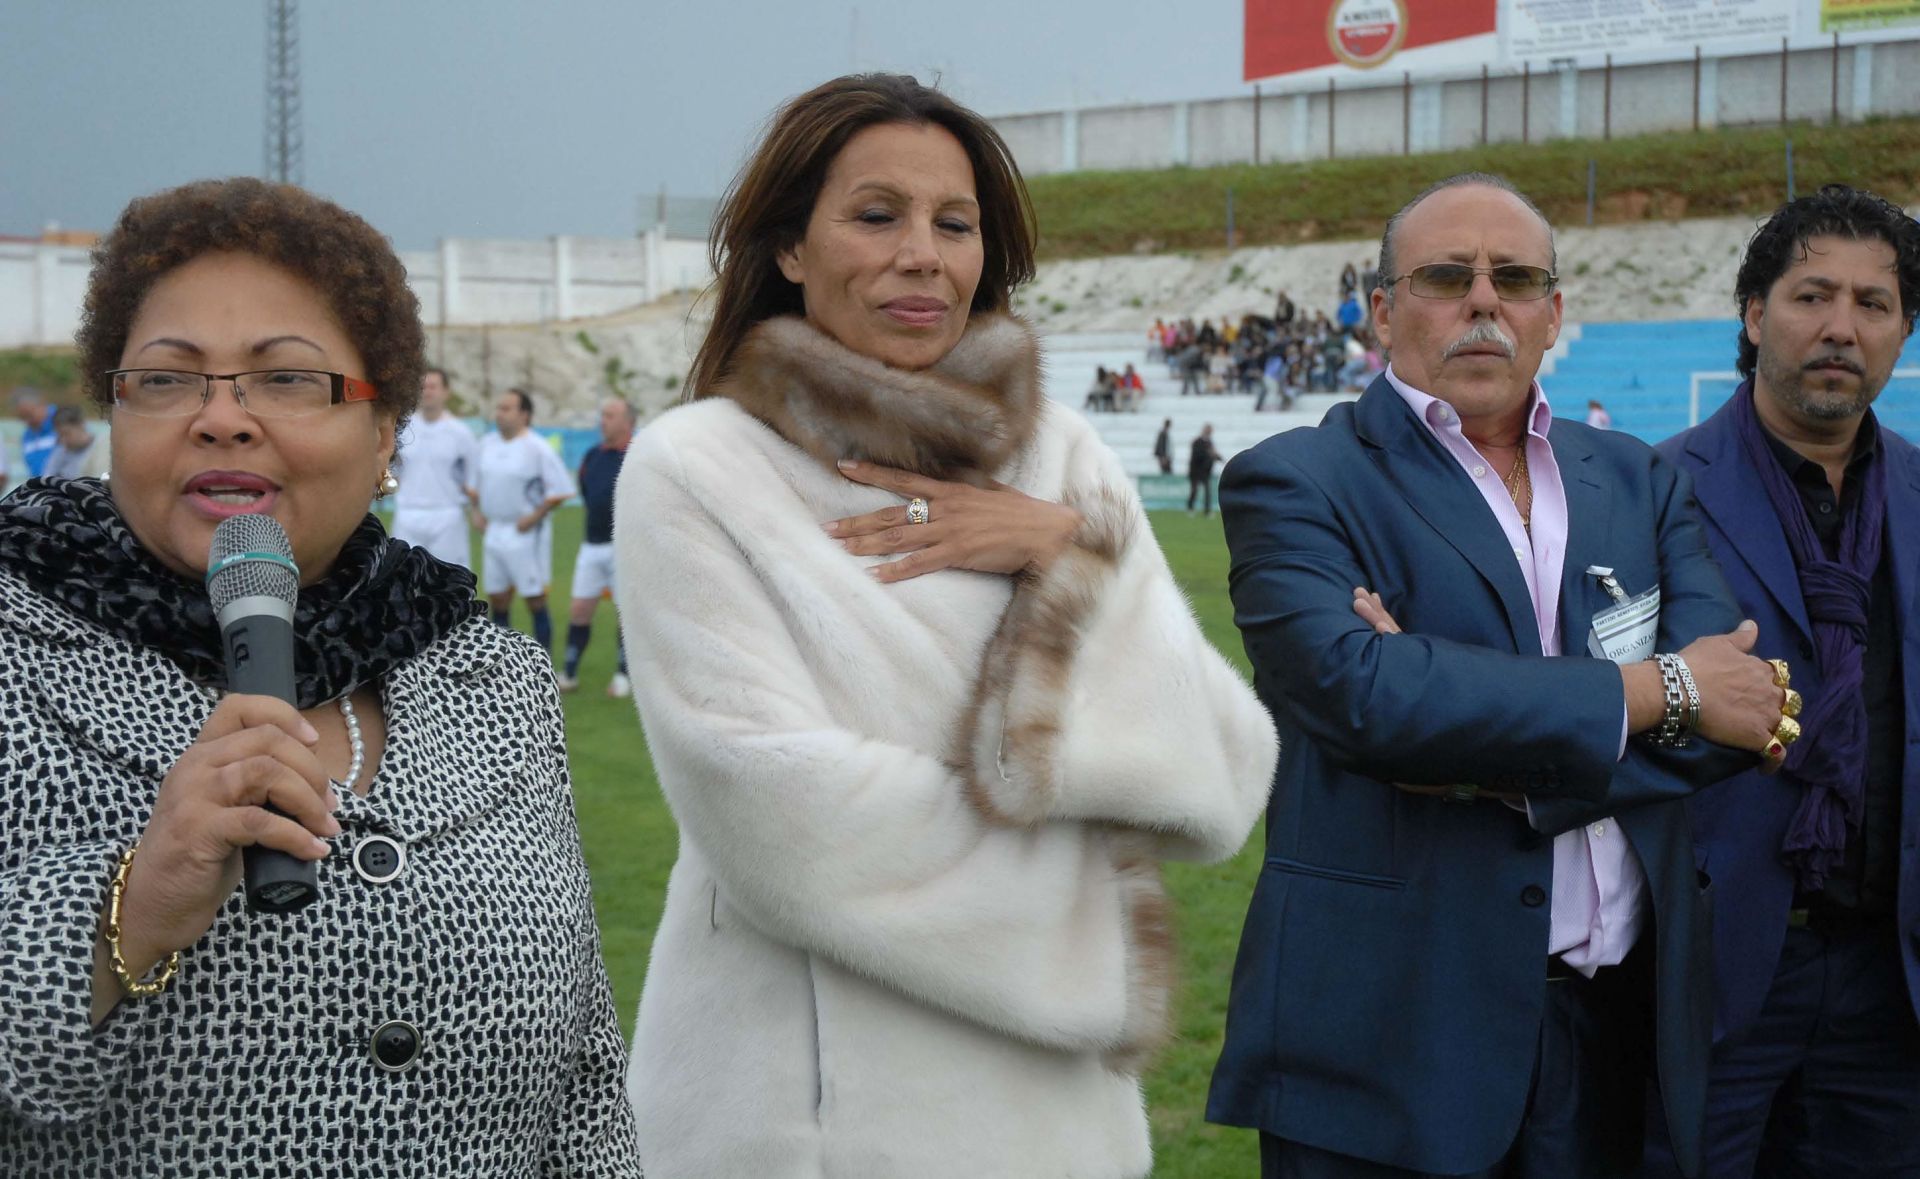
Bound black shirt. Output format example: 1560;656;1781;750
1761;421;1904;916
578;444;627;546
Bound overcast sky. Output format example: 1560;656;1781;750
1;0;1245;249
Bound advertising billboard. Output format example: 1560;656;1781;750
1820;0;1920;31
1245;0;1919;82
1244;0;1498;80
1505;0;1794;62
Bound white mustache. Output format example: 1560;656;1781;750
1443;321;1516;360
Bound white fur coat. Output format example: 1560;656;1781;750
615;314;1277;1179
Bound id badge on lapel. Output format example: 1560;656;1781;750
1585;565;1659;665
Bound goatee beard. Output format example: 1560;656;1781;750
1757;352;1881;422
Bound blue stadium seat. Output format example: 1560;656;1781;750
1546;319;1920;446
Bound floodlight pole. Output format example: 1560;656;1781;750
264;0;302;185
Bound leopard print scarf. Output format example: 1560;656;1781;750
0;477;481;708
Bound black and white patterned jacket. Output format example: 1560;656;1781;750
0;570;640;1176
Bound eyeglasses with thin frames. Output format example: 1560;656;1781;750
105;369;381;420
1388;264;1557;302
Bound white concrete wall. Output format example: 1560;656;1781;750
654;236;711;302
997;110;1067;175
0;243;92;349
399;233;709;328
1080;104;1181;171
993;38;1920;175
3;232;712;347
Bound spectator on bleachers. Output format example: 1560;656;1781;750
1586;399;1612;429
1274;289;1296;329
1360;257;1379;298
1146;319;1166;363
1336;293;1364;331
1337;326;1382;391
1234;344;1264;396
1362;329;1385;384
1154;418;1173;474
1119;364;1146;411
1288;350;1311;395
1207;347;1232;394
1338;261;1358;300
1255;351;1292;412
1178;341;1205;396
1317;331;1346;391
1082;365;1116;412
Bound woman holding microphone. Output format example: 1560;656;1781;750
0;178;638;1175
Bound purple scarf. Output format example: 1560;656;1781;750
1729;382;1888;892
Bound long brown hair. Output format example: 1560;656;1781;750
687;73;1037;399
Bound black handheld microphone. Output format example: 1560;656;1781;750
207;513;318;914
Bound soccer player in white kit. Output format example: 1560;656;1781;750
469;387;575;653
389;368;478;568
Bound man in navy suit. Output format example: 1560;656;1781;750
1208;174;1793;1178
1647;187;1920;1176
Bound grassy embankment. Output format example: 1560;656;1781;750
1025;116;1920;258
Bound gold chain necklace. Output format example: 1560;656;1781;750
1502;445;1533;531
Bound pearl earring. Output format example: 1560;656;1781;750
377;469;400;497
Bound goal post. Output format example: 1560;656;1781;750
1689;368;1920;429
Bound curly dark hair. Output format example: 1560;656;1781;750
1734;184;1920;379
76;177;424;424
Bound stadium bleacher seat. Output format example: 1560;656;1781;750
1046;321;1920;505
1539;320;1920;445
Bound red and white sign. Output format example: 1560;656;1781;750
1245;0;1498;80
1328;0;1407;68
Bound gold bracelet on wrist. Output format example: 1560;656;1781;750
105;844;179;999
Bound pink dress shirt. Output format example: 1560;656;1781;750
1386;366;1646;976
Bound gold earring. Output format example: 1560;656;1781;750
377;469;400;497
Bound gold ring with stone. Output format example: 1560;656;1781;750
1766;658;1791;689
1772;715;1802;747
1782;687;1802;719
906;497;930;525
1762;737;1788;765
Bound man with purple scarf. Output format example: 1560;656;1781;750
1649;185;1920;1176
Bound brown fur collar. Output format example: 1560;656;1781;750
709;313;1044;485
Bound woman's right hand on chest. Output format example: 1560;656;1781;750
115;696;339;974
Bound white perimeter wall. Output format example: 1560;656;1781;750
998;39;1920;175
0;242;92;350
2;229;713;348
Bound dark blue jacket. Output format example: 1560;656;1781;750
1657;398;1920;1044
1207;376;1754;1177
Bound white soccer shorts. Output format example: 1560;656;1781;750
392;506;471;570
570;541;618;603
481;520;552;597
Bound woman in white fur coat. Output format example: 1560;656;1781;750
615;73;1278;1179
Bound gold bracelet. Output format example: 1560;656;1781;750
105;844;179;999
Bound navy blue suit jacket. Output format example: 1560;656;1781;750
1207;377;1755;1177
1657;399;1920;1044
